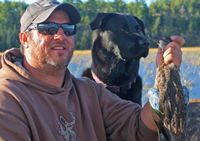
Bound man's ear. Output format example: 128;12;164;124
19;32;28;48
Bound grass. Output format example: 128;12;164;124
73;47;200;55
0;47;199;55
69;47;200;105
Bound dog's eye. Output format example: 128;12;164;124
119;28;125;32
138;29;141;33
119;27;128;33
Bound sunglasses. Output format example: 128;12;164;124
26;22;76;36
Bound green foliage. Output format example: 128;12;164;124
0;1;28;51
80;30;92;49
0;0;200;51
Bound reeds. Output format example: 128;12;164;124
69;47;200;105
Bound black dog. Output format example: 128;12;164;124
82;13;150;105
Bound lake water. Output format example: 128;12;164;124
68;51;200;106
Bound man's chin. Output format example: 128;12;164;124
46;59;70;68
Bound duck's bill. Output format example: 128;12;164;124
148;34;160;44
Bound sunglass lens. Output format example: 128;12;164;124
63;24;76;35
36;23;75;35
38;23;58;35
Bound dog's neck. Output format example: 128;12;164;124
91;70;106;86
91;70;136;93
91;56;140;86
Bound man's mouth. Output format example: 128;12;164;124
52;47;65;50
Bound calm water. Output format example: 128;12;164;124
68;52;200;106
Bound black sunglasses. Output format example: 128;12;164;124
26;22;76;36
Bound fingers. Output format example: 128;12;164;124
163;42;182;57
156;35;184;68
163;51;182;68
171;35;185;48
163;41;182;67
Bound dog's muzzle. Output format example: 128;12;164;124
139;38;150;49
129;38;150;59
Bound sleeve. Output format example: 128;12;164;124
137;115;158;141
0;88;31;141
96;83;158;141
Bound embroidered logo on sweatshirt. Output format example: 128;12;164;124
58;112;77;141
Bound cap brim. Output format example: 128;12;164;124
33;3;81;24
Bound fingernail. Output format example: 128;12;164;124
171;36;176;40
183;38;185;43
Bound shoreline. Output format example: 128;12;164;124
0;47;199;56
73;47;200;55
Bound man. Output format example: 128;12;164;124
0;0;184;141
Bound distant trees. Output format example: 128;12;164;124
0;0;199;51
0;0;28;51
65;0;200;48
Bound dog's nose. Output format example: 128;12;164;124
139;39;150;48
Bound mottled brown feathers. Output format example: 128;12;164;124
155;56;187;140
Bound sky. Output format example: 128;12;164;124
0;0;156;7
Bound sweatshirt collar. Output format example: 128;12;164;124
0;48;73;94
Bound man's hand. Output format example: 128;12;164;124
156;36;185;68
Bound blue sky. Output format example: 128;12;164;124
0;0;156;7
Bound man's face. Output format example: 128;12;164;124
24;10;74;72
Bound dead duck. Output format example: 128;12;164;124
147;35;189;141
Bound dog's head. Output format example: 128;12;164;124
90;13;150;60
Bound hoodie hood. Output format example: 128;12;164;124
0;48;73;94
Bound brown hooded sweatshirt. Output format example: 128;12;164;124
0;48;158;141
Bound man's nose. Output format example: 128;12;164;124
54;27;66;40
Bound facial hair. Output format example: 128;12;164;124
27;33;73;71
45;52;72;68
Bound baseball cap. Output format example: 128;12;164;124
20;0;81;32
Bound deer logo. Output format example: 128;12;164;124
58;112;76;141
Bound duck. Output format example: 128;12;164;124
147;34;189;141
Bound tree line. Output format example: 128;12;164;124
0;0;199;51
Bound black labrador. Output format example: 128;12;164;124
82;13;150;105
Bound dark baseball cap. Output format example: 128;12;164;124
20;0;81;32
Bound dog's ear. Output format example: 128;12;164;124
90;13;113;30
132;16;145;35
